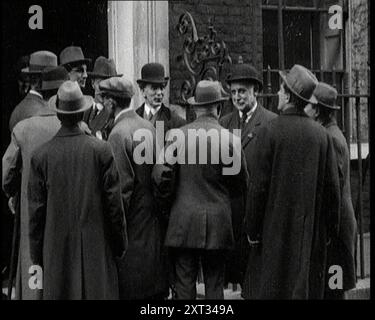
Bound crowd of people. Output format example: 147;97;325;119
2;46;357;300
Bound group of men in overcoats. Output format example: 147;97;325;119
2;44;357;300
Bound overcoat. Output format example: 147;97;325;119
108;109;169;299
219;104;277;284
243;106;341;299
154;114;249;250
9;92;47;132
324;119;357;292
2;111;61;300
27;125;127;300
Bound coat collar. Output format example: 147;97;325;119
136;103;171;121
55;125;85;137
280;104;308;117
113;109;138;126
323;118;337;129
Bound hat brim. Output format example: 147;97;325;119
136;78;169;86
226;76;263;91
187;96;229;106
21;67;42;75
87;72;123;79
98;90;133;99
316;99;341;110
279;71;317;104
49;94;93;114
60;58;92;68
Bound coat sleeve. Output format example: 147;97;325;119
28;152;47;266
101;142;128;258
2;129;22;197
245;124;273;241
323;134;341;240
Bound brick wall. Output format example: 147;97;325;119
168;0;263;105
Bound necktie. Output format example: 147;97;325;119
146;111;153;121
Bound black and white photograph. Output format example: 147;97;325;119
0;0;371;305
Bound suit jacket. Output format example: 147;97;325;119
83;102;111;139
108;109;169;299
9;92;47;132
325;119;357;291
154;114;249;250
219;104;277;284
27;125;127;300
2;112;61;300
243;106;340;299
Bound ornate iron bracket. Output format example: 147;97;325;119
176;11;232;105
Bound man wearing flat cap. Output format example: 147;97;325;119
153;80;249;299
305;82;357;299
60;46;91;89
9;50;58;132
219;63;277;286
2;65;67;300
27;81;127;299
243;65;341;299
100;76;169;300
83;56;123;139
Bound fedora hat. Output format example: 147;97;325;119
22;51;58;74
99;76;135;99
59;46;91;67
279;64;318;104
187;80;229;106
137;63;169;85
49;80;93;114
226;63;263;91
312;82;340;110
40;66;69;91
88;56;122;79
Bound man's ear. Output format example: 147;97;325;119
285;91;290;103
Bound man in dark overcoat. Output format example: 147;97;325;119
305;82;357;299
83;56;122;140
244;65;341;299
219;63;277;285
27;81;127;300
9;51;58;132
100;76;169;299
153;80;249;299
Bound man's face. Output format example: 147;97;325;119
18;76;30;97
68;64;88;88
277;83;290;111
91;78;103;103
142;83;165;109
102;95;116;116
304;103;319;120
230;82;257;112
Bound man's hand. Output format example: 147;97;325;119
8;197;16;215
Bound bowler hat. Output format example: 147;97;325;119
22;51;58;74
187;80;229;106
312;82;340;110
59;46;91;67
88;56;122;79
40;66;69;91
99;76;135;99
49;80;93;114
226;63;263;91
137;63;169;85
279;64;318;104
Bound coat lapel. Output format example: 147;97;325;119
241;105;264;149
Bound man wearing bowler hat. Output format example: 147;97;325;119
153;80;249;299
27;81;127;299
219;63;277;286
305;82;357;299
60;46;91;89
136;62;185;136
9;51;58;132
243;65;341;299
100;76;169;300
83;56;123;139
2;65;68;300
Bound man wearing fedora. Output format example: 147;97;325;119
219;63;277;286
153;80;248;299
83;56;123;139
136;62;185;136
305;82;357;300
100;76;169;300
243;65;341;299
9;51;58;132
27;81;127;300
2;66;68;300
60;46;91;89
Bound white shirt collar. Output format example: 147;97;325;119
94;101;104;112
29;89;43;99
144;103;161;116
239;101;257;123
114;108;132;122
